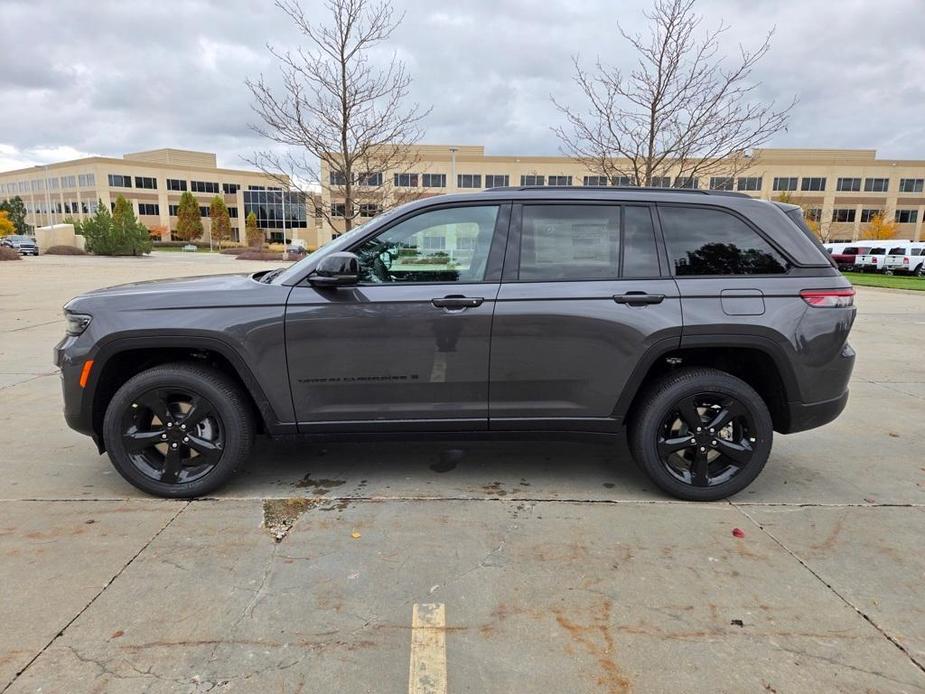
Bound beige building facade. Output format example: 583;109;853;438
319;145;925;243
0;149;319;245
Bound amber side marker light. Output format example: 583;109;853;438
79;360;95;388
800;288;855;308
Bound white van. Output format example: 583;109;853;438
883;242;925;276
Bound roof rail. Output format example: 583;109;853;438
484;185;750;198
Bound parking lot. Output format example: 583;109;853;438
1;252;924;692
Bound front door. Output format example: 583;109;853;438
489;202;682;429
286;203;509;431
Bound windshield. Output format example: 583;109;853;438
870;247;886;254
273;201;418;284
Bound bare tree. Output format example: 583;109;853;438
247;0;429;233
552;0;795;187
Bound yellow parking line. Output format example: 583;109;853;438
409;603;447;694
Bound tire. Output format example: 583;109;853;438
102;363;254;498
915;264;924;278
628;367;773;501
883;269;893;276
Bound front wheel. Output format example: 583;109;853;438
103;363;255;498
628;367;773;501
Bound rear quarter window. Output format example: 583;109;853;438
659;206;789;276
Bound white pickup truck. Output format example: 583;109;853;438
856;243;911;273
883;242;925;276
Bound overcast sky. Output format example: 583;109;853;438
2;0;924;174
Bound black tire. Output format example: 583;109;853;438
915;264;924;278
628;367;773;501
103;363;254;498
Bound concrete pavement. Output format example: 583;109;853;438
1;254;923;692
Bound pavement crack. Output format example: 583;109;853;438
731;502;925;677
1;500;190;693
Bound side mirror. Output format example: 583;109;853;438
309;252;360;287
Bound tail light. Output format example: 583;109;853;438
904;257;909;264
800;288;855;308
872;257;878;263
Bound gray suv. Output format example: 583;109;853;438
54;187;856;500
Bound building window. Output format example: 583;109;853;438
485;174;510;188
191;180;219;194
329;171;347;186
520;175;545;186
805;207;822;222
46;177;59;190
228;207;238;218
836;177;861;192
394;173;419;187
860;208;881;223
832;208;856;223
108;174;132;188
583;175;609;187
422;173;446;188
359;203;381;217
166;179;187;191
168;205;179;216
895;209;919;224
800;177;826;192
242;190;307;229
899;178;924;193
222;183;239;195
199;206;211;218
674;176;699;189
78;173;95;187
864;178;889;192
614;176;638;187
773;177;798;192
138;203;160;215
422;235;446;252
31;180;44;192
649;176;672;188
61;175;77;189
737;177;762;191
547;176;573;186
459;174;482;188
357;172;382;187
709;177;734;191
134;176;157;190
330;203;345;217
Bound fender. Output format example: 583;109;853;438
86;333;295;440
611;333;800;424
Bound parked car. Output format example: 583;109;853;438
856;242;913;272
882;242;925;276
831;245;872;272
55;187;856;501
1;234;39;255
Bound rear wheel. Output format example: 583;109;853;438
915;264;924;278
102;364;254;498
628;368;772;501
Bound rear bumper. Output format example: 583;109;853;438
782;390;849;434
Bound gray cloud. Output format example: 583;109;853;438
1;0;924;173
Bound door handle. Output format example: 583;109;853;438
613;292;665;306
431;295;484;309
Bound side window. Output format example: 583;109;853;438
519;205;620;281
623;206;660;277
352;205;499;284
659;206;789;276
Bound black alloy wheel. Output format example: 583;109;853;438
629;367;773;501
121;388;224;485
656;393;757;488
103;364;254;498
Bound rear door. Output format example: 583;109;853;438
489;202;682;429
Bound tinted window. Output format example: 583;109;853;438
623;206;660;277
870;247;886;255
660;207;789;276
353;205;499;284
519;205;620;281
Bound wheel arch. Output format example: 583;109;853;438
88;336;284;451
614;337;798;433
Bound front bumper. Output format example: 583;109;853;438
54;335;96;440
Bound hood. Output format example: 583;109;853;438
65;272;282;314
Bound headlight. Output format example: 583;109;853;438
65;312;92;336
